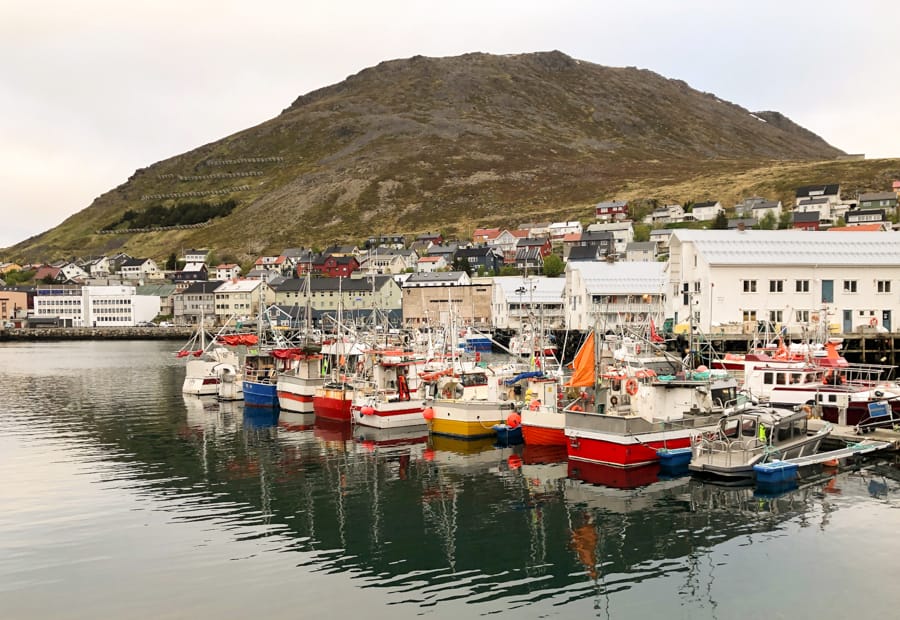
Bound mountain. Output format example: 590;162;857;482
3;50;873;264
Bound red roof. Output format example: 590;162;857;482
562;232;582;243
510;229;529;238
473;228;501;240
828;224;884;232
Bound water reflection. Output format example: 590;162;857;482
3;341;900;618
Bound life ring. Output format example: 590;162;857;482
609;396;618;407
870;317;878;327
570;403;584;412
529;399;541;411
625;378;639;396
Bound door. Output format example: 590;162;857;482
821;280;834;303
843;309;852;333
883;310;891;332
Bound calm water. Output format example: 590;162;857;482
2;341;899;619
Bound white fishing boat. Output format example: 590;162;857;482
689;405;832;480
351;348;429;429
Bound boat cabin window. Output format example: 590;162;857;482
711;386;736;407
776;373;787;385
792;418;807;436
777;421;793;441
722;418;740;439
461;372;487;387
741;418;757;438
763;372;774;385
791;373;802;384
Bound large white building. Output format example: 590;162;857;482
491;276;566;330
33;285;159;326
564;261;668;332
668;229;900;334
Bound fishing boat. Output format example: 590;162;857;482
351;348;429;429
423;364;517;439
689;405;832;480
564;331;745;468
276;350;325;413
179;319;243;396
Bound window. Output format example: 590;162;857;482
742;310;757;322
743;280;757;293
877;280;891;293
843;280;857;293
769;310;783;323
769;280;784;293
795;280;810;293
796;310;809;323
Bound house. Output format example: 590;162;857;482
649;204;684;225
415;233;443;247
566;245;602;262
182;248;209;264
454;246;505;275
515;238;553;272
750;200;782;221
595;199;628;221
172;281;223;325
547;221;583;240
359;247;409;275
59;262;90;282
734;196;769;218
473;228;501;245
416;256;447;273
364;234;408;250
846;209;887;226
310;255;360;278
254;255;288;275
792;211;821;231
690;201;724;222
426;243;460;265
518;222;551;238
668;228;900;333
586;221;634;255
119;258;161;281
107;253;132;275
245;267;283;283
728;218;758;230
212;279;274;323
83;256;111;278
33;265;62;283
0;262;22;275
568;230;614;259
280;248;317;273
564;261;668;331
401;276;492;327
273;275;402;315
625;241;657;262
173;262;208;283
649;229;674;252
491;276;566;330
795;184;841;207
858;192;899;210
215;263;241;280
486;229;529;264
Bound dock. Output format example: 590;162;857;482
808;418;900;451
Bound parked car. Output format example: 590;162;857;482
137;321;156;327
158;321;174;327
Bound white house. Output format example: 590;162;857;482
667;229;900;334
182;248;209;264
625;241;658;262
564;261;668;332
60;262;90;282
402;271;471;287
491;276;566;330
547;221;583;240
750;200;783;221
119;258;161;281
416;255;448;273
795;184;841;207
216;263;241;280
649;204;684;225
690;201;724;222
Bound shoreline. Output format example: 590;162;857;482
0;327;193;341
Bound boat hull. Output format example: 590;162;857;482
314;388;354;422
567;432;692;468
351;399;428;429
277;373;322;413
182;375;219;396
426;399;514;439
243;380;279;408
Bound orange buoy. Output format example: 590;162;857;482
360;406;376;416
506;412;521;429
422;407;435;420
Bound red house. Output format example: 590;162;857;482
304;254;360;278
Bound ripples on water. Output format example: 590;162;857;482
2;341;900;619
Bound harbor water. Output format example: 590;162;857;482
1;340;899;619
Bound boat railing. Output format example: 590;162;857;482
244;366;276;385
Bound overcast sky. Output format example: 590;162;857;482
2;0;898;250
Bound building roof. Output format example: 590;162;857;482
692;200;720;209
181;281;225;294
798;197;829;206
750;200;781;210
404;271;468;284
121;258;152;267
216;263;240;269
827;224;885;232
567;261;668;294
417;256;443;263
567;246;601;261
274;276;393;293
517;237;548;247
671;229;900;266
214;279;265;293
859;191;897;202
793;211;821;223
796;184;840;198
136;283;177;296
595;200;628;209
492;276;565;302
